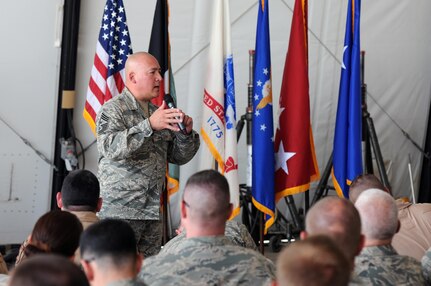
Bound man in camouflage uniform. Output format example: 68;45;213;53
160;220;257;254
96;52;200;257
353;189;425;285
80;219;146;286
139;170;275;286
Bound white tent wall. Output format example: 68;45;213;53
1;0;429;243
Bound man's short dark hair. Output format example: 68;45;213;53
10;254;89;286
80;219;137;266
61;170;100;210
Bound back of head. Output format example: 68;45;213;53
80;219;137;269
61;170;100;211
9;254;89;286
183;170;231;228
349;174;387;203
354;188;398;242
305;196;361;261
277;235;350;286
26;210;83;259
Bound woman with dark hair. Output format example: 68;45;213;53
19;210;83;263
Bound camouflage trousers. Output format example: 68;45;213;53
125;219;162;258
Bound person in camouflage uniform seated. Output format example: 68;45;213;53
354;189;425;285
96;52;200;257
80;219;146;286
160;220;257;254
139;170;275;286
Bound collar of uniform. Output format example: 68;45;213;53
360;244;398;257
122;87;141;111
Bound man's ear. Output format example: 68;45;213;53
56;192;63;209
356;234;365;256
96;198;103;212
180;200;187;220
226;203;233;220
135;253;144;274
299;231;307;240
128;71;136;84
80;259;95;281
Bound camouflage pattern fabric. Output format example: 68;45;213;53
106;279;147;286
353;244;425;285
96;87;200;221
125;219;162;257
160;220;257;254
422;247;431;284
139;236;275;286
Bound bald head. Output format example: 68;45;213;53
355;188;398;243
182;170;232;234
305;196;362;262
277;235;350;286
124;52;162;102
349;174;388;203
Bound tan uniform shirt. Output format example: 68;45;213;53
392;201;431;261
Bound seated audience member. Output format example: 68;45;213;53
9;254;89;286
16;169;101;265
353;189;425;285
350;174;431;261
301;196;363;272
276;235;350;286
20;210;83;262
139;170;275;286
80;219;146;286
160;220;257;254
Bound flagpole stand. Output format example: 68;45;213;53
312;51;391;204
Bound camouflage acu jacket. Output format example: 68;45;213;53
353;244;425;285
160;220;257;254
139;236;275;286
96;88;200;220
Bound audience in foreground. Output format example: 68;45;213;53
275;235;350;286
139;169;275;285
9;254;89;286
353;188;425;285
80;219;146;286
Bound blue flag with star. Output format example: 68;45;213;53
332;0;363;198
252;0;275;233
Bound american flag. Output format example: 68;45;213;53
83;0;133;133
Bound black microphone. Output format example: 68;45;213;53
164;94;187;134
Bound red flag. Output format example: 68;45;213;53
274;0;319;200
